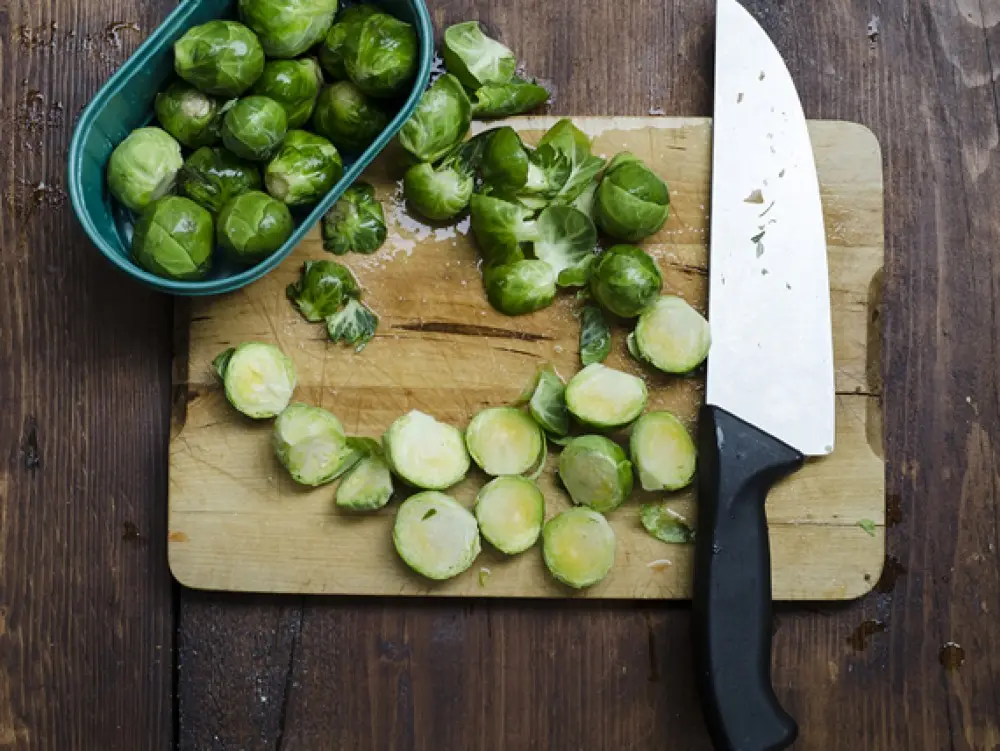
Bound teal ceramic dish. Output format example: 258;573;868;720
68;0;432;296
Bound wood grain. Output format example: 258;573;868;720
0;0;176;749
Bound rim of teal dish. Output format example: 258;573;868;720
68;0;434;297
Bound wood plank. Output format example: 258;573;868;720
0;0;176;748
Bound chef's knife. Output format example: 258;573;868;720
692;1;835;750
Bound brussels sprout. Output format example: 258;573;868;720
468;194;538;266
264;130;343;206
107;127;183;213
640;503;695;544
402;146;475;222
285;259;360;322
214;341;297;419
393;491;481;580
442;21;515;89
326;298;379;351
470;80;550;119
630;411;697;492
154;82;225;149
537;118;606;206
343;11;418;98
479;129;571;211
475;476;544;555
222;95;289;161
527;365;570;436
480;127;530;191
313;81;390;153
383;410;470;490
273;403;361;486
398;74;472;163
216;190;293;263
251;58;324;128
465;407;544;476
336;447;394;511
484;260;556;316
178;146;262;214
579;305;611;366
321;182;387;254
533;205;597;287
173;20;265;97
595;152;670;241
238;0;338;59
564;363;647;429
589;244;663;318
132;196;213;281
557;434;633;513
631;296;711;374
542;507;616;589
318;5;377;80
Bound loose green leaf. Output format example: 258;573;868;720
212;348;235;380
579;306;611;366
529;366;570;436
858;519;877;537
398;74;472;163
326;299;379;351
470;80;550;119
285;260;361;322
640;504;696;544
533;206;598;287
442;21;516;89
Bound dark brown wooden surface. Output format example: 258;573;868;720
2;0;998;748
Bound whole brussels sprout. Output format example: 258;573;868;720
132;196;213;280
178;146;262;214
442;21;515;90
173;20;265;97
286;259;360;322
154;82;225;149
589;244;663;318
595;152;670;241
321;182;386;255
318;4;377;80
216;190;294;263
238;0;339;59
221;95;289;161
403;161;473;222
312;81;389;152
398;74;471;163
265;130;343;206
343;11;418;98
484;259;556;316
250;58;324;128
107;127;183;213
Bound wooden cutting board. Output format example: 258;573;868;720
168;116;885;600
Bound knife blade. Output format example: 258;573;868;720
692;1;835;749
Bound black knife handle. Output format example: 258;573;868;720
692;405;803;751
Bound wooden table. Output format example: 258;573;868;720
1;0;997;748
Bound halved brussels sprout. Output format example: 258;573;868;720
557;434;633;513
640;503;695;544
393;491;481;580
174;20;265;97
383;410;470;490
579;305;611;366
533;205;597;287
222;96;289;162
343;11;418;98
631;296;711;374
484;260;556;316
321;182;387;254
318;5;377;80
465;407;544;476
470;80;550;119
326;299;378;352
589;244;663;318
595;152;670;241
536;118;606;206
132;196;213;281
630;411;697;492
238;0;338;59
251;58;324;128
469;193;537;266
312;81;390;153
155;82;225;149
265;130;343;206
273;403;360;486
214;341;297;419
403;156;473;222
107;127;183;213
542;507;616;589
442;21;515;89
527;365;569;436
178;146;262;214
475;476;544;555
285;259;360;322
336;447;394;511
398;74;472;163
565;363;647;428
216;190;293;264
